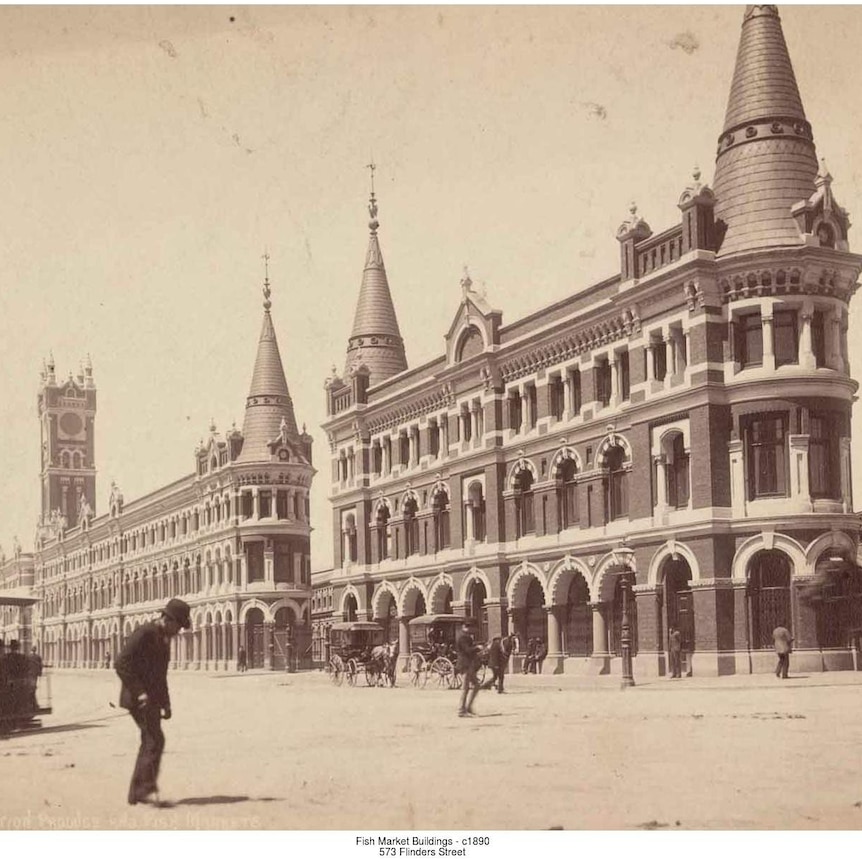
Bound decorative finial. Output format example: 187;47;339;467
367;161;379;233
629;201;638;217
460;266;473;296
262;250;272;311
209;418;216;433
692;166;701;183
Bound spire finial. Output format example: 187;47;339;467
461;266;473;296
262;250;272;311
367;161;379;233
692;166;701;183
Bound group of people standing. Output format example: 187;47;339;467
0;638;43;731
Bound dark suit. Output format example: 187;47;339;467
484;639;506;692
455;631;481;715
115;622;172;802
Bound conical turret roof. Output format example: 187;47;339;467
344;193;407;387
713;5;818;256
236;282;298;464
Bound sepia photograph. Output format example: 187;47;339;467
2;3;862;849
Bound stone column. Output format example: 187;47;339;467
544;605;562;673
799;305;816;370
788;434;811;509
264;621;273;670
840;437;853;512
520;388;529;435
609;358;619;405
562;372;572;417
589;602;610;674
653;454;668;514
761;311;776;372
252;488;260;520
646;342;656;385
399;617;410;670
728;439;746;518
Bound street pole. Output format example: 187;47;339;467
620;568;636;689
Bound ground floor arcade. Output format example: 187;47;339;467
313;528;862;676
35;594;314;672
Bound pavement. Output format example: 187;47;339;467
3;666;862;831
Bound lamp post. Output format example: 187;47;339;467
612;543;636;689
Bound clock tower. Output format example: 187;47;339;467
37;354;97;528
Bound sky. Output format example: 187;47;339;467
1;4;861;571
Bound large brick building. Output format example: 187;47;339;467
314;5;862;676
12;280;315;670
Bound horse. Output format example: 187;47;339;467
368;641;399;687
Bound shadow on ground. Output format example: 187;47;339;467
154;795;284;808
1;722;106;739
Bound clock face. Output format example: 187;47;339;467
59;412;83;436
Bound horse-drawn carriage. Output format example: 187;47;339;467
327;621;396;687
407;614;487;689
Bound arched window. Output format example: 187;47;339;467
605;446;628;521
748;551;791;649
557;459;579;530
343;514;357;563
514;468;535;538
457;325;484;362
665;433;690;509
61;451;70;468
812;552;862;648
432;489;450;551
404;497;419;557
466;481;486;542
344;593;358;623
376;505;390;560
468;580;488;642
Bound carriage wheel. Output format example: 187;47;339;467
430;656;455;689
330;655;344;686
346;658;359;686
408;653;426;687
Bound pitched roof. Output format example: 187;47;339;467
712;5;818;257
344;195;407;387
236;306;298;464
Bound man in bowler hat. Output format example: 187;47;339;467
455;620;482;717
115;598;191;805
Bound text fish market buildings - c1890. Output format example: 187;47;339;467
313;5;862;678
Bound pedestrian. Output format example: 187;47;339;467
482;636;507;693
669;627;682;678
238;644;247;672
387;640;399;687
455;620;482;718
772;624;793;680
522;638;533;674
500;632;514;684
534;638;547;674
104;650;111;670
115;597;191;805
4;640;28;725
26;646;43;711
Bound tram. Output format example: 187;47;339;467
0;591;52;734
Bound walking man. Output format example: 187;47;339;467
26;646;43;710
237;644;247;672
773;624;793;680
456;620;482;718
483;636;507;693
115;598;191;805
669;627;682;679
